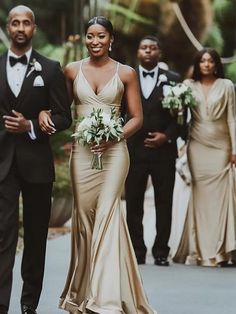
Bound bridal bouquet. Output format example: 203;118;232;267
162;82;196;124
72;107;124;170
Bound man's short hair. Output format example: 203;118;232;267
7;5;35;24
139;35;161;49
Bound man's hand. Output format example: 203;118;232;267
3;110;31;133
144;132;168;148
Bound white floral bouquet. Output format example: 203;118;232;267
162;82;197;124
72;107;124;170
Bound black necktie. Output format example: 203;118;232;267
143;71;154;78
9;55;27;67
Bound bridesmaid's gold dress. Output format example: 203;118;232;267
59;61;156;313
172;78;236;266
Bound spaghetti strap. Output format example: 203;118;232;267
79;60;83;71
116;62;119;73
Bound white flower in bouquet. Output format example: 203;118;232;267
78;117;93;130
172;84;188;97
72;107;124;170
162;82;197;124
163;85;172;97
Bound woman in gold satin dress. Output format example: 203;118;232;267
172;48;236;267
40;16;156;313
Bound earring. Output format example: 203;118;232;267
109;42;112;52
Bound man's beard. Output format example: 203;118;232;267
12;35;32;49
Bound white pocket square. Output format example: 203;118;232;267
33;75;44;87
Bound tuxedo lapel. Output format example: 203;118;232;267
154;67;165;90
15;50;37;105
0;53;8;101
146;68;165;103
0;53;15;113
136;68;142;95
143;68;167;116
156;68;163;86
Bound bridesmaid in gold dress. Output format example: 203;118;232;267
172;48;236;267
40;16;156;313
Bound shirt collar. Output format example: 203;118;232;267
8;48;32;64
139;64;159;77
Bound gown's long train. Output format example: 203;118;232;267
59;61;156;313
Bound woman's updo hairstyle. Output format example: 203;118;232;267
85;16;114;37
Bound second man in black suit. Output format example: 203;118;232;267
125;35;181;266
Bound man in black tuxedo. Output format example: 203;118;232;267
125;35;181;266
0;6;71;314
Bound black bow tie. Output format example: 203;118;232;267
143;71;154;78
9;55;28;67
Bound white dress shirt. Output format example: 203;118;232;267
139;65;159;99
7;48;36;139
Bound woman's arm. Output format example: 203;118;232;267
39;62;78;134
63;62;78;104
120;65;143;139
226;80;236;165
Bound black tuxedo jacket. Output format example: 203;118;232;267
0;50;72;183
127;67;181;163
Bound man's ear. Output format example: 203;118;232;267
6;24;9;35
33;24;37;35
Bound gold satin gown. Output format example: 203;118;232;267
59;61;156;313
173;78;236;266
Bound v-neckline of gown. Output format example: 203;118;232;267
80;68;117;97
198;78;220;102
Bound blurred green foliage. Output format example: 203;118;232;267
213;0;236;57
50;128;72;161
38;44;65;64
204;23;224;53
0;43;7;54
53;161;72;197
0;0;235;80
225;62;236;83
0;0;76;44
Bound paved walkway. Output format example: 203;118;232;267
9;185;236;314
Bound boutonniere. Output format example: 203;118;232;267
157;74;168;87
26;58;42;78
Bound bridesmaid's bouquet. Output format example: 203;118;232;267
72;107;124;170
162;82;197;124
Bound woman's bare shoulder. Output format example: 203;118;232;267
118;63;137;82
64;61;81;81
